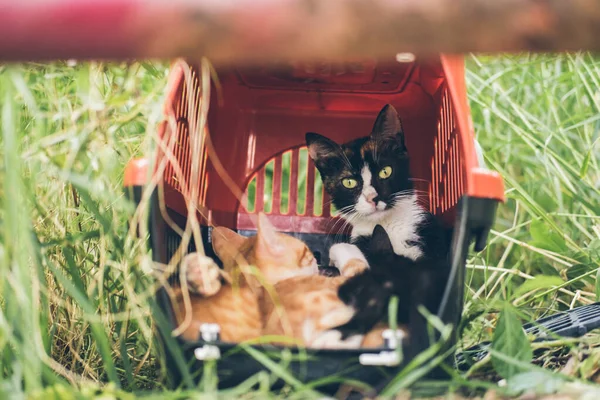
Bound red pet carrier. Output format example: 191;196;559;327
124;55;505;392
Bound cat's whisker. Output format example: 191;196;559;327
327;207;353;227
332;228;344;245
337;204;355;213
335;212;355;222
334;223;351;245
322;199;334;208
408;178;431;184
328;217;346;235
339;150;353;171
330;223;343;244
328;212;355;239
332;204;351;212
393;188;422;195
343;212;359;229
391;194;413;201
390;193;430;210
334;211;351;218
407;188;429;193
390;190;426;208
331;207;355;221
391;189;428;200
414;197;430;206
331;213;356;244
335;213;355;233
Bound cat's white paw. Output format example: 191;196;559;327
181;253;221;297
311;330;364;349
303;305;362;349
302;305;355;347
319;305;355;328
329;243;368;276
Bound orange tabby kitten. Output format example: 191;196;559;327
171;213;399;348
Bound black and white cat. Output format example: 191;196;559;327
306;104;448;262
306;104;451;342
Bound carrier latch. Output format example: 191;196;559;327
359;329;405;367
194;323;221;361
194;345;221;361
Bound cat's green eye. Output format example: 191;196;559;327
379;166;392;179
342;178;358;189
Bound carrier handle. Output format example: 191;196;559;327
124;158;150;189
123;157;151;239
124;157;150;210
468;168;505;203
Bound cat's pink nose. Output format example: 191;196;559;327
365;193;378;205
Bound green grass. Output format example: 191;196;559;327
1;54;600;398
460;53;600;395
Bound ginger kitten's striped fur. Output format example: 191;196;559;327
171;213;395;348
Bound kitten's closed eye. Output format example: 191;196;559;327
319;266;340;277
300;246;318;270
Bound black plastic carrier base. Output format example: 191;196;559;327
124;184;508;395
131;185;600;394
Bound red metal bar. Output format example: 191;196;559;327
1;0;600;63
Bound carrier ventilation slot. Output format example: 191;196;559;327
163;66;209;206
243;146;333;218
430;88;466;215
165;228;197;262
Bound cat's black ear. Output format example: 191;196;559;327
370;225;394;253
306;132;342;163
371;104;405;149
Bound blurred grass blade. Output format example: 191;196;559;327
513;275;564;298
579;135;600;179
595;268;600;301
148;298;194;388
43;255;119;384
381;310;453;396
241;344;309;392
491;303;533;379
1;70;42;392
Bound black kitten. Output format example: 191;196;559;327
306;104;448;262
336;225;450;353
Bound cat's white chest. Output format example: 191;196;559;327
350;196;425;261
